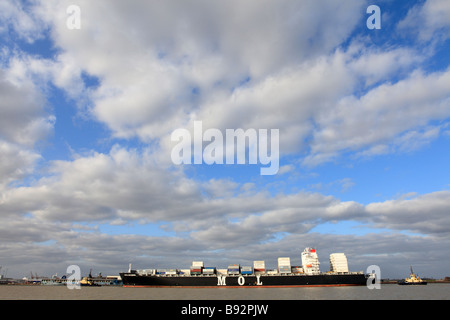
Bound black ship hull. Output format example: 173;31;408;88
120;272;368;287
397;281;427;285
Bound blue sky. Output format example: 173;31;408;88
1;0;450;279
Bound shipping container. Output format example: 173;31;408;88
190;265;202;275
291;266;303;274
254;261;265;268
279;266;291;274
253;261;265;273
278;257;291;274
202;267;216;275
241;266;253;275
330;253;349;273
166;269;177;275
192;261;204;267
227;269;240;274
138;269;155;275
227;264;240;275
278;257;291;266
179;269;190;275
190;267;202;271
217;269;228;275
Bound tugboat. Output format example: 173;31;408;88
398;266;427;285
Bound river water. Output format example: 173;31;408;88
1;283;449;300
1;284;446;318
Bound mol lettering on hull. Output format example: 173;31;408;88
120;273;368;288
217;275;263;286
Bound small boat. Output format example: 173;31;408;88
80;270;101;286
398;266;427;285
80;276;101;286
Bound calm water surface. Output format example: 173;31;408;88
1;284;449;300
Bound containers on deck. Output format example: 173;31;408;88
190;261;204;275
227;264;240;275
278;257;291;274
146;249;348;278
253;261;265;274
329;253;349;273
202;267;216;275
241;266;253;275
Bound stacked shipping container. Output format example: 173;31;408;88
202;267;216;275
241;266;253;275
139;249;353;278
329;253;349;273
190;261;203;275
253;261;265;273
278;257;291;274
227;264;240;275
291;266;303;274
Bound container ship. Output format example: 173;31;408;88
120;248;369;287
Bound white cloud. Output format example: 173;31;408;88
277;164;295;175
0;53;55;191
0;140;41;189
1;146;204;222
29;0;365;142
365;191;450;235
6;141;449;240
398;0;450;41
0;64;54;147
0;0;46;42
20;0;448;168
304;67;450;166
1;139;450;277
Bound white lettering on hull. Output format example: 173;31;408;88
217;275;263;286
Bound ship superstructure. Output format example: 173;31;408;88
301;248;320;275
